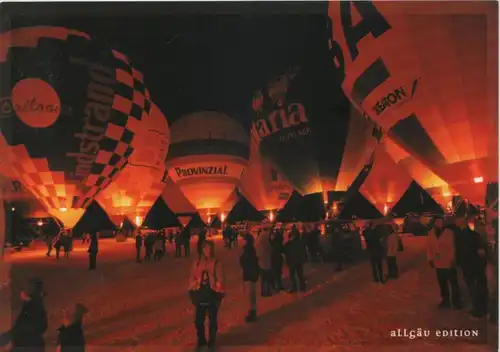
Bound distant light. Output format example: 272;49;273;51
473;176;484;184
323;200;328;205
135;216;143;227
11;207;15;211
220;213;226;223
269;211;274;222
37;220;43;227
383;204;389;215
443;192;451;197
60;207;67;212
120;222;123;228
207;216;211;224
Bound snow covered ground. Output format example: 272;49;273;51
0;236;497;351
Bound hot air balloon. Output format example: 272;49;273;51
360;141;413;216
0;27;151;227
384;137;457;212
250;65;380;197
166;112;249;219
328;1;498;205
97;102;170;226
240;140;293;212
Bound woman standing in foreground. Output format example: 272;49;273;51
188;240;225;351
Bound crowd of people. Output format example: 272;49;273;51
2;215;497;351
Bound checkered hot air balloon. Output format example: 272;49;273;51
0;26;152;227
96;102;170;226
328;1;498;205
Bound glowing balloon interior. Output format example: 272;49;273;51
97;102;170;225
240;141;293;211
328;1;498;205
360;141;413;215
0;26;152;227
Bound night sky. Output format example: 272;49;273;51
1;2;331;130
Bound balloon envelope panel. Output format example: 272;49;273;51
384;137;456;210
97;102;170;223
240;141;293;211
360;141;413;215
328;1;498;205
0;27;151;227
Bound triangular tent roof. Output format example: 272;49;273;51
142;196;180;230
226;196;265;224
276;191;303;223
293;192;326;222
210;215;222;229
338;192;383;220
121;216;136;231
391;181;444;217
186;213;206;230
72;200;117;236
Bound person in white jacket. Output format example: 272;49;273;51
426;217;462;309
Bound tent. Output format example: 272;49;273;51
337;192;383;220
226;196;265;224
72;201;117;236
276;191;303;223
391;181;444;217
209;215;222;229
186;213;206;230
142;196;180;230
121;216;136;232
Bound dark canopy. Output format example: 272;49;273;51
226;196;265;224
276;191;303;223
338;192;383;220
209;215;222;229
275;191;326;222
187;213;206;230
142;197;180;230
121;216;136;232
72;200;117;236
391;181;444;217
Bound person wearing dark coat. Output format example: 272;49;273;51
135;231;143;263
239;234;260;322
181;226;191;257
269;230;285;291
88;232;99;270
160;229;167;254
223;225;231;248
364;222;385;283
284;225;307;293
56;303;88;352
1;278;48;351
197;227;207;258
455;217;489;318
174;229;182;257
44;232;53;257
331;227;345;271
144;234;154;261
53;233;62;260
